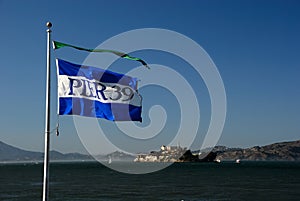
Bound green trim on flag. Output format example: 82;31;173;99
52;41;150;69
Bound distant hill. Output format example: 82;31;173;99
0;141;92;162
94;151;136;162
214;140;300;161
0;141;43;161
0;141;134;162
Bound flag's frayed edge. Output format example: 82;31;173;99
52;41;150;69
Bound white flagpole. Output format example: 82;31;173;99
42;21;52;201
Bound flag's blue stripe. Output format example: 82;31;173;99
57;59;138;89
59;97;142;122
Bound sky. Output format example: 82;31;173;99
0;0;299;155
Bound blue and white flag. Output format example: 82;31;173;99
56;59;142;122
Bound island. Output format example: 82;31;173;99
134;145;217;162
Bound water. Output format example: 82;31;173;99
1;161;300;201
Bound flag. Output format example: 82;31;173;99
56;59;142;122
53;41;150;69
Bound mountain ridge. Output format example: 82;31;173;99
214;140;300;161
0;141;93;162
0;141;135;162
1;139;300;162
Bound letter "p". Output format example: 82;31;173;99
68;77;82;95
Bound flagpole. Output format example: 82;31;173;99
42;21;52;201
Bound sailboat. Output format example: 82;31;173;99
108;156;112;164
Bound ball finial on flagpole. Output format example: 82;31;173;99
46;22;52;28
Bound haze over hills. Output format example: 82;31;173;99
0;141;92;162
1;139;300;162
0;141;134;162
213;140;300;161
0;141;43;161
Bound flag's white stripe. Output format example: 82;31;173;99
58;75;141;106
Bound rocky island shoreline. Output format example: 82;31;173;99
134;140;300;162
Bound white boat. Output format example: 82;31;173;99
235;159;240;163
108;156;112;164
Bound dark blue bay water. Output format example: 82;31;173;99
1;161;300;201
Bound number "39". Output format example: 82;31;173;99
110;86;134;101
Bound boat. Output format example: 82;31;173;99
235;159;240;163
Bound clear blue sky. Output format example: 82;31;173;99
0;0;299;154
